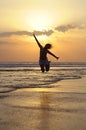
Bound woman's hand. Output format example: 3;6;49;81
56;57;59;60
33;33;35;37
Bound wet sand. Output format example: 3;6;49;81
0;76;86;130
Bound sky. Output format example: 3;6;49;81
0;0;86;62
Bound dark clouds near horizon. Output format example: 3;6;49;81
55;24;76;32
0;23;85;38
55;24;86;32
0;30;53;37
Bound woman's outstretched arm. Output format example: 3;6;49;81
33;34;42;48
47;50;59;60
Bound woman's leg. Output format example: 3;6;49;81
45;61;50;72
40;64;45;72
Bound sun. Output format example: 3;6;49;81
25;11;53;31
31;15;49;31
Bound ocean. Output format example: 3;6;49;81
0;62;86;130
0;62;86;92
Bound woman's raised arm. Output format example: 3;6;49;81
33;34;42;48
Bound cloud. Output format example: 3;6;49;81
0;40;10;44
33;30;54;36
0;23;85;38
0;31;32;37
78;24;86;29
55;24;86;32
0;30;54;37
55;24;77;32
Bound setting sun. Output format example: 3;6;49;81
25;10;53;31
32;16;49;31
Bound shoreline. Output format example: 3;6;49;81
0;76;86;130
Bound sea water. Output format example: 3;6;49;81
0;62;86;93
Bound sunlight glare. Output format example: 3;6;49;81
25;11;53;31
32;15;49;31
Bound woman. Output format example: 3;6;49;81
33;33;59;72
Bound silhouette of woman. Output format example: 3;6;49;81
33;33;59;72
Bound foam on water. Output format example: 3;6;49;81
0;62;86;93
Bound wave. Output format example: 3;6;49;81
0;62;38;68
0;62;86;68
0;68;35;72
0;71;83;89
0;67;86;77
0;62;86;89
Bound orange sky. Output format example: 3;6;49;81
0;0;86;62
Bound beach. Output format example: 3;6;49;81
0;76;86;130
0;62;86;130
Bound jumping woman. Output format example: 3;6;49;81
33;33;59;72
